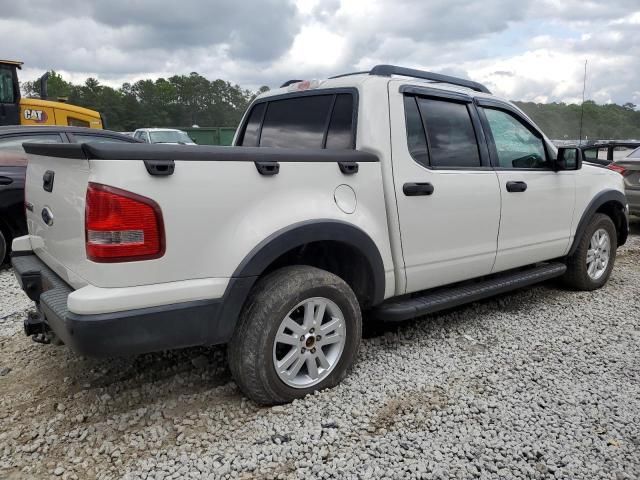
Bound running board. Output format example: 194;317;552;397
373;262;567;322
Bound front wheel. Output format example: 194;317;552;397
563;213;617;290
228;266;362;405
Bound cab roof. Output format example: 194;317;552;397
259;64;495;102
0;60;23;68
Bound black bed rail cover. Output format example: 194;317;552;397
22;142;380;163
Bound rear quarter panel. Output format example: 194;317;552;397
79;159;395;296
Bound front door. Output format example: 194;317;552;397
390;86;501;293
477;104;576;272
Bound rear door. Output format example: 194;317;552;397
477;101;576;272
389;86;501;293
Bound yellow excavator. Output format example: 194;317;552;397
0;60;103;128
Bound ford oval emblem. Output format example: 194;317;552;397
41;207;54;226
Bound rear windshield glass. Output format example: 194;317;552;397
238;92;355;149
628;147;640;159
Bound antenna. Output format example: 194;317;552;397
578;59;587;145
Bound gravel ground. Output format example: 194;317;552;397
1;219;639;480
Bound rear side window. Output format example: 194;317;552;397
325;94;354;149
629;147;640;159
239;103;266;147
238;92;355;149
403;95;481;168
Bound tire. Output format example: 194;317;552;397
228;265;362;405
0;229;6;265
563;213;617;291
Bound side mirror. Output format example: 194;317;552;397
554;147;583;171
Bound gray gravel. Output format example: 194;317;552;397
1;220;639;480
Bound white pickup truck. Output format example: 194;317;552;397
12;65;628;405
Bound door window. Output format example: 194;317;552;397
482;108;548;169
403;95;481;168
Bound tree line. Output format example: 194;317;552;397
22;71;268;132
23;71;640;139
515;100;640;141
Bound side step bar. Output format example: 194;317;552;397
373;262;567;322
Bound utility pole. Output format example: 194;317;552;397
578;59;587;145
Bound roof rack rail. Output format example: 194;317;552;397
280;79;304;88
369;65;491;94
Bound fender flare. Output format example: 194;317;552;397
568;190;628;256
212;220;386;344
233;219;386;303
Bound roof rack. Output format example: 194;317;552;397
282;65;491;94
369;65;491;94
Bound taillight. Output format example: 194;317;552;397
607;164;628;176
85;183;164;262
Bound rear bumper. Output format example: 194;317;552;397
10;253;248;357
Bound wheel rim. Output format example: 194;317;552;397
272;297;346;389
586;228;610;280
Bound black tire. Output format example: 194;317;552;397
0;229;6;265
563;213;617;290
228;265;362;405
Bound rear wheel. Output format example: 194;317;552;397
228;265;361;405
563;213;617;290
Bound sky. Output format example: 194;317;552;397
2;0;639;105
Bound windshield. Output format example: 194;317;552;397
149;130;193;144
627;146;640;159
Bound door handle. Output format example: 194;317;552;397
43;170;55;192
0;176;13;186
506;181;527;193
254;161;279;176
403;182;434;196
338;161;359;175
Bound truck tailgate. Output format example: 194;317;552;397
24;146;90;289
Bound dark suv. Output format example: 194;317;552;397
0;126;139;262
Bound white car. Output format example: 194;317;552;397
133;128;195;145
13;65;628;404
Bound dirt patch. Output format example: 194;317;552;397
369;386;448;433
